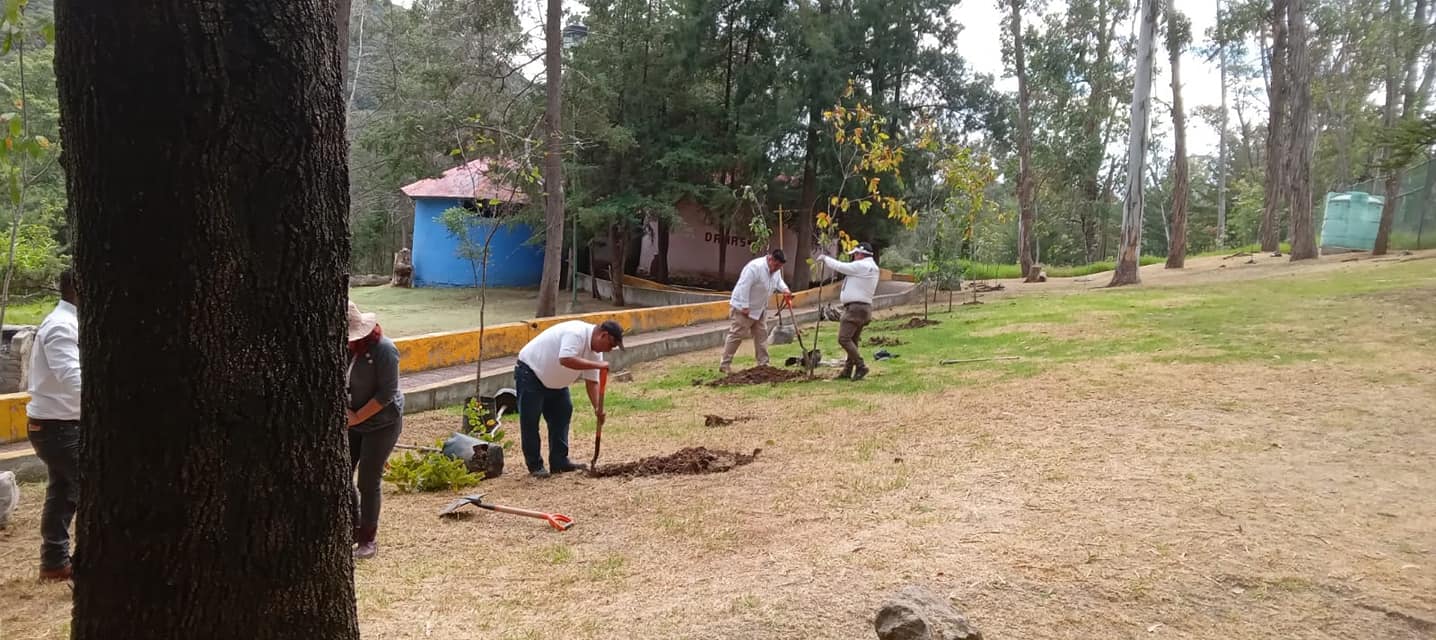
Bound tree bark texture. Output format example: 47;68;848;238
536;0;565;317
794;116;818;290
1284;0;1318;260
1166;8;1190;269
1009;0;1038;281
609;224;627;306
1109;0;1159;287
1375;0;1431;255
650;217;670;282
1217;0;1229;249
1260;0;1290;253
54;1;358;638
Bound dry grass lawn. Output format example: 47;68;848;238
3;254;1435;639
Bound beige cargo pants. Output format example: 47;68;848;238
719;308;768;372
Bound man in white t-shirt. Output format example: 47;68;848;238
514;320;624;478
720;249;792;374
815;242;880;380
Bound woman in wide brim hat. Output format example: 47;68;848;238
345;300;404;559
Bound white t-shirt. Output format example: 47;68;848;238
517;320;603;389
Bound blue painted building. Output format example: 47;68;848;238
401;159;545;288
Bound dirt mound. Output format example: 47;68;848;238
896;317;941;330
706;365;808;386
703;414;750;427
868;336;904;347
589;447;761;478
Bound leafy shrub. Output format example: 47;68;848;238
383;443;483;492
5;224;66;296
462;397;507;445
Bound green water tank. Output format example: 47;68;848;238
1321;191;1384;251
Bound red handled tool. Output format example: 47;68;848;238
591;367;608;469
439;494;575;531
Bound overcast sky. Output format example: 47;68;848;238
393;0;1252;158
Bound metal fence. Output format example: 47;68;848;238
1341;157;1436;250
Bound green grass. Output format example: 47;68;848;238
614;258;1436;404
2;296;57;325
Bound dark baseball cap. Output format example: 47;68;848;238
598;320;625;349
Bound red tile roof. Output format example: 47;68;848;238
400;158;531;203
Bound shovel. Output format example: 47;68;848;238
591;367;608;470
780;298;821;371
439;494;575;531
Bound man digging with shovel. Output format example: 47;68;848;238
514;319;623;478
720;249;792;374
815;242;880;380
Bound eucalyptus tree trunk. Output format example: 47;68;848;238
1008;0;1038;281
1165;7;1191;268
537;0;565;316
1109;0;1159;286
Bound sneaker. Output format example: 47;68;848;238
552;462;589;474
851;365;870;381
718;366;731;375
38;564;72;582
836;366;853;380
353;541;378;560
530;469;552;479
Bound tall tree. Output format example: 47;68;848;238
1166;6;1192;268
1110;0;1159;286
1285;0;1317;259
55;0;358;637
537;0;566;316
1216;0;1230;249
1259;0;1289;252
1374;0;1433;255
1005;0;1038;279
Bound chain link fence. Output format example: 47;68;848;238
1340;157;1436;250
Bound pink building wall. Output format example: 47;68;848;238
638;197;799;284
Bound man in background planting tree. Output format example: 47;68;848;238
815;243;879;380
514;319;624;478
720;249;792;374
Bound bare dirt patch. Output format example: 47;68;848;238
894;317;940;330
588;447;760;478
705;365;808;386
867;336;904;347
703;414;750;427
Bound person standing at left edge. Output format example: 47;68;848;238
27;269;82;582
345;301;404;560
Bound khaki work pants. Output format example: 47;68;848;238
720;308;769;371
837;302;873;371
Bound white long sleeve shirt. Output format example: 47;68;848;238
818;255;880;305
729;257;790;320
27;300;81;421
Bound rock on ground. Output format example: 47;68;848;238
875;585;982;640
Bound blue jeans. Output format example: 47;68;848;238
515;362;574;472
27;420;80;571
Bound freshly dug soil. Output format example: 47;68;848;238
706;365;808;386
589;447;761;478
867;336;904;347
896;317;941;330
704;414;751;427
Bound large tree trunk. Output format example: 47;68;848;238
1009;0;1038;280
1374;1;1405;256
1217;0;1229;249
1260;0;1290;253
794;117;819;290
1375;0;1432;255
1078;0;1117;265
717;216;730;285
650;217;670;282
1285;0;1317;260
1166;7;1190;269
56;1;359;638
1109;0;1159;287
609;224;626;306
536;0;565;317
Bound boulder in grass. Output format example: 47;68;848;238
875;585;982;640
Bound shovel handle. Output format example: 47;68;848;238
485;503;575;531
